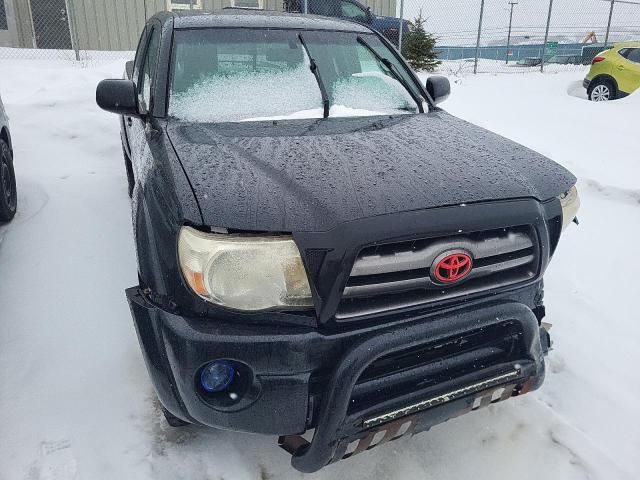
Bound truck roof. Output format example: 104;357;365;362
165;8;372;33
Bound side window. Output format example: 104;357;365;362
626;48;640;64
138;27;161;114
310;1;339;16
340;1;369;22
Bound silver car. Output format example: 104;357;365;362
0;93;16;222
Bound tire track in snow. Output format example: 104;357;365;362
583;179;640;206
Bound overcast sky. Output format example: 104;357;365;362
392;0;640;45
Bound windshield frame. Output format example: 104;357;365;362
164;26;432;122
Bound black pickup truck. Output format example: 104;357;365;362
282;0;409;46
96;10;579;473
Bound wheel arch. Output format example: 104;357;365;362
589;74;619;96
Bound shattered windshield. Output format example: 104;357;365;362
168;28;422;122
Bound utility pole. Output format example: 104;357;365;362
398;0;405;51
604;0;615;46
474;0;486;74
540;0;554;72
505;1;518;64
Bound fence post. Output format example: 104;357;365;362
540;0;554;73
474;0;485;74
505;1;518;64
604;0;615;46
65;0;80;61
398;0;405;51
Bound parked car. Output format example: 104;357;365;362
282;0;409;46
515;57;542;67
96;10;579;473
0;93;17;223
584;41;640;101
547;54;582;65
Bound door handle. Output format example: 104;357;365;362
617;65;625;71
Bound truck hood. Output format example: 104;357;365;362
166;112;576;232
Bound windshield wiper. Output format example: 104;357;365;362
356;36;424;113
298;34;330;119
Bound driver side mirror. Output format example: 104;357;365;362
426;75;451;105
96;79;140;116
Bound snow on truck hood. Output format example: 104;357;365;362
166;111;576;232
239;105;393;122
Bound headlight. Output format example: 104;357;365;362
559;185;580;231
178;226;313;311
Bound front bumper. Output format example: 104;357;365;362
128;285;549;472
583;78;591;90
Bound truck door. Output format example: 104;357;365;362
122;27;148;160
129;23;161;183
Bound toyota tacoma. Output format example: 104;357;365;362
96;10;580;473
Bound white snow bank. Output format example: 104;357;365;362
421;70;640;191
0;60;638;480
619;88;640;104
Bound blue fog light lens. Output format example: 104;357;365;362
200;360;236;393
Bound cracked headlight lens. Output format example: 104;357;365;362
178;226;312;311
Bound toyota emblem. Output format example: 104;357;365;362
432;251;473;284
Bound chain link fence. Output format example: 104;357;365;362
426;0;640;74
0;0;638;73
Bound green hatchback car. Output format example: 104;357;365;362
584;42;640;101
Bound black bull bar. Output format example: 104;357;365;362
279;302;547;473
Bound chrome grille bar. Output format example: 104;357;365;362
337;227;538;319
351;231;532;277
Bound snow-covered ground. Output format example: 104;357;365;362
0;60;638;480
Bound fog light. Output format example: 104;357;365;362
200;360;235;393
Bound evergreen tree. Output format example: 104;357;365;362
401;12;441;72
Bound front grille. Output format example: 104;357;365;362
337;226;538;319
